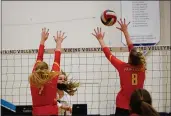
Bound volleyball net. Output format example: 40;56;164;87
1;45;170;115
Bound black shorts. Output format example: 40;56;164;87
115;107;130;116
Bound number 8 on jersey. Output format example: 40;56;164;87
132;73;138;85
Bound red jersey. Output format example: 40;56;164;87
103;44;145;110
30;44;61;115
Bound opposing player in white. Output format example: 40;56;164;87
56;70;79;115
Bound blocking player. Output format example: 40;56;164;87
92;19;146;116
29;28;66;115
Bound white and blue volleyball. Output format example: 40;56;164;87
101;10;117;26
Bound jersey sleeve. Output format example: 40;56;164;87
52;50;61;72
128;44;134;52
103;47;124;70
32;44;45;72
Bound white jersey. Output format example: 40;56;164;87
57;91;71;116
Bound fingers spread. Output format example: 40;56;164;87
59;31;62;37
92;33;96;37
47;33;49;37
120;18;123;24
97;27;99;33
62;32;65;38
94;29;97;35
47;29;49;33
127;22;131;26
116;27;121;30
57;31;59;38
64;36;67;39
117;20;121;26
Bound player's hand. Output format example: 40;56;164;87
65;106;72;113
92;27;105;41
61;105;72;113
53;31;67;44
68;106;72;113
116;18;130;32
41;27;49;43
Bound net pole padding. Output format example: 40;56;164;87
1;45;171;55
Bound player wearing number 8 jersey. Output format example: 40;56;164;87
92;19;146;116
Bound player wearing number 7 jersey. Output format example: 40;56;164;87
29;28;66;115
92;19;146;116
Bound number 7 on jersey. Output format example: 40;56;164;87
132;73;138;85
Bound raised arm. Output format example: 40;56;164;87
116;18;134;51
92;27;123;70
32;28;49;72
52;31;66;72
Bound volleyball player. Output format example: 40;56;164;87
56;70;79;115
130;89;159;116
29;28;66;115
92;19;146;116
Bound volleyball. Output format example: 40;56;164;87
101;10;117;26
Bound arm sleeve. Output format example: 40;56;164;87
32;44;45;72
103;47;124;70
52;50;61;72
128;44;134;52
